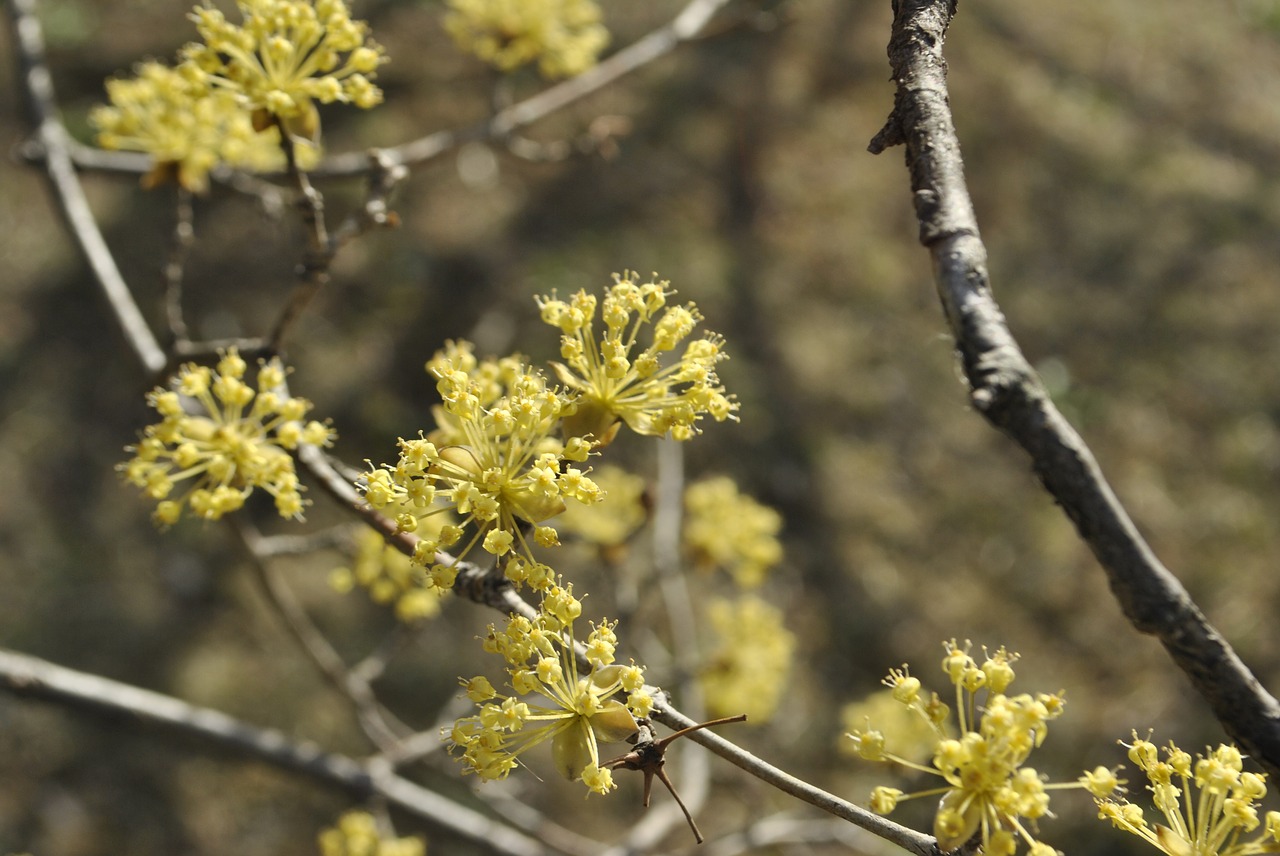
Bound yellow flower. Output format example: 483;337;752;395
683;476;782;588
317;810;424;856
444;0;608;79
182;0;386;141
121;349;334;525
1096;734;1279;856
699;595;795;722
537;273;737;445
91;61;313;191
448;585;648;795
849;640;1080;855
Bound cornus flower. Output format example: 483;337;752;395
91;61;309;192
362;343;600;591
317;810;424;856
448;585;651;795
1095;733;1280;856
684;476;783;588
443;0;609;79
848;640;1097;856
699;595;795;722
182;0;386;142
121;349;334;526
537;273;737;446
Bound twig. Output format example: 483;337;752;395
5;0;166;376
314;0;738;176
163;185;195;344
0;647;554;856
650;699;936;856
268;126;331;352
234;517;412;751
870;0;1280;776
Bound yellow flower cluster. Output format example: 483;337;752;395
363;342;601;591
121;349;334;526
683;476;782;588
443;0;608;79
849;641;1094;856
537;273;737;445
90;61;297;192
93;0;384;190
318;810;424;856
448;584;652;795
184;0;386;141
698;595;795;722
1096;734;1280;856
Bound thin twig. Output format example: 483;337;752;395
5;0;166;376
0;647;555;856
234;517;412;751
268;126;331;352
870;0;1280;776
314;0;737;176
650;699;936;856
163;185;195;345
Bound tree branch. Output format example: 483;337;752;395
0;647;553;856
4;0;167;376
871;0;1280;773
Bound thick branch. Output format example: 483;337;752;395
872;0;1280;772
0;647;551;856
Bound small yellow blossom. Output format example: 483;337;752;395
182;0;386;141
121;349;334;525
699;595;795;722
683;476;782;588
443;0;608;79
448;585;647;795
848;640;1082;855
537;273;737;445
91;61;314;192
318;810;424;856
1096;734;1279;856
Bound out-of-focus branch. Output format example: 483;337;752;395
0;647;554;856
163;186;195;345
5;0;166;376
870;0;1280;776
302;0;737;176
234;517;412;752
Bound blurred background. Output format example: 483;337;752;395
4;0;1280;853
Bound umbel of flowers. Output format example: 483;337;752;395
537;272;737;445
848;640;1114;856
121;349;334;525
1095;733;1280;856
448;583;652;795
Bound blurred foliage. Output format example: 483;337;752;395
4;0;1280;854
